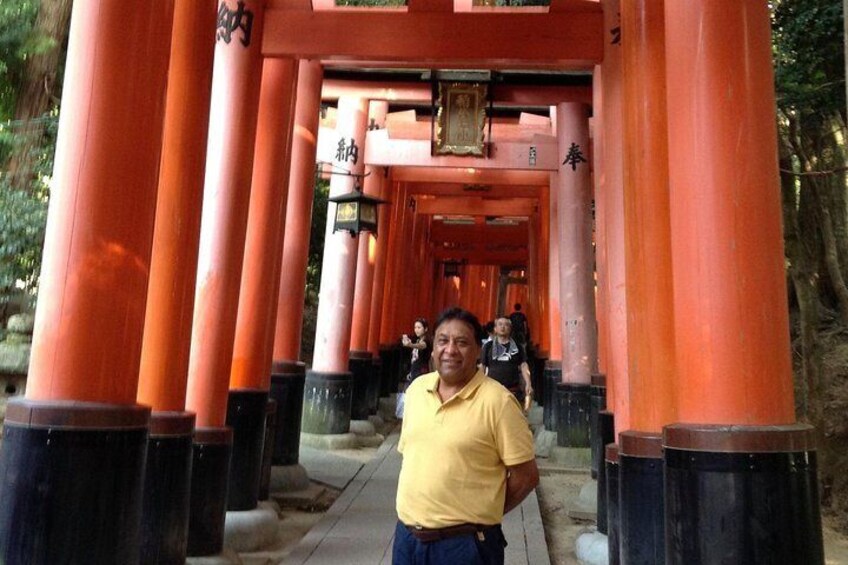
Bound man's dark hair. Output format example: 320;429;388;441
484;320;495;335
514;303;522;311
434;307;483;342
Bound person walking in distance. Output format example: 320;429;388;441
481;317;533;405
401;318;432;383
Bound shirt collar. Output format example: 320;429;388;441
425;369;486;401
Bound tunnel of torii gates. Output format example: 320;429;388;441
0;0;825;564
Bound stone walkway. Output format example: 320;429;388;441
286;431;551;565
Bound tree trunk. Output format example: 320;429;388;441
5;0;72;187
781;141;820;420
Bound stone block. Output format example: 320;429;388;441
7;313;34;334
223;502;279;553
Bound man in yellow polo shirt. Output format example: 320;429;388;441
394;307;539;565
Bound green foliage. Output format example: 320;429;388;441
306;176;330;306
0;0;56;310
0;182;47;292
773;0;845;126
0;0;39;119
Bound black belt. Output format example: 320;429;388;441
405;523;497;543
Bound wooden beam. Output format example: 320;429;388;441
365;129;558;170
416;196;537;216
392;166;551;185
432;248;528;265
263;9;603;68
385;119;551;142
407;0;455;12
430;222;528;246
408;183;541;198
321;79;592;106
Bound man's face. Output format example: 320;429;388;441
494;318;512;338
432;319;480;386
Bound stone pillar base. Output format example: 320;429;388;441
188;427;233;557
270;464;310;493
300;431;359;450
349;351;373;421
555;382;590;448
0;400;149;564
141;411;196;565
605;444;621;565
542;361;562;430
532;351;548;407
223;501;279;552
185;547;241;565
258;398;277;501
269;361;306;466
301;370;352;435
664;423;823;564
595;411;615;535
226;389;269;511
619;431;664;564
589;374;607;478
368;357;382;414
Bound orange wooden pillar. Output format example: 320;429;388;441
368;172;395;402
554;102;597;450
183;0;267;555
349;101;388;423
598;1;628;559
302;96;368;439
378;181;406;345
227;57;298;512
136;1;215;561
272;61;323;365
662;2;822;562
590;62;618;537
592;67;610;383
268;60;323;489
600;0;629;438
543;170;564;433
617;2;676;561
536;187;551;355
0;2;174;562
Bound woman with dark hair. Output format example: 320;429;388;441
401;317;432;382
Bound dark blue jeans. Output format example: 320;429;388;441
392;521;506;565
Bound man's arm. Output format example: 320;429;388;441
503;458;539;514
519;361;532;396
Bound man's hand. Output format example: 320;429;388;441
503;459;540;514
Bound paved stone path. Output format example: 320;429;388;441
286;432;551;565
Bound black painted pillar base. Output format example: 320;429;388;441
140;411;195;565
664;423;824;565
619;431;665;565
270;361;305;466
555;383;590;448
532;350;548;406
542;360;561;430
368;358;382;415
301;370;353;435
258;399;277;501
349;351;373;421
226;389;269;511
0;400;150;565
605;443;621;565
187;427;233;557
589;374;607;478
596;411;615;536
378;346;394;397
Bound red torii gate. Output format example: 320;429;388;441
0;1;822;565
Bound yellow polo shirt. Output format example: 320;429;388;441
396;370;535;528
